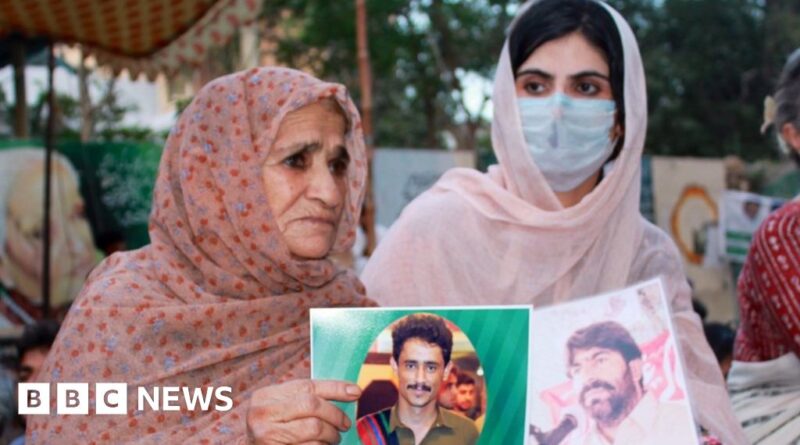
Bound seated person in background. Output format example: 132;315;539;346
437;365;459;410
729;47;800;445
26;67;374;444
357;314;478;445
17;320;60;383
8;320;60;445
703;322;734;379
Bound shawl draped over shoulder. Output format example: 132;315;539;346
362;2;747;443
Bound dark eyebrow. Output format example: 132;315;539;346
285;141;321;153
568;349;610;369
569;70;610;82
515;68;610;83
515;68;553;80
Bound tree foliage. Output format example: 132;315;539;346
261;0;515;150
260;0;799;160
610;0;773;160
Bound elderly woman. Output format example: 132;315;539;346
362;0;746;443
26;67;372;444
729;48;800;445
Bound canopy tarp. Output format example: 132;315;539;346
0;0;262;320
0;0;260;79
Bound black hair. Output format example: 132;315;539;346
510;0;626;159
391;314;453;365
456;372;476;387
703;322;735;363
691;298;708;321
567;321;641;366
17;319;60;358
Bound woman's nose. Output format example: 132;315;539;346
306;162;343;209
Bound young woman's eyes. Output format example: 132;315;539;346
522;80;548;96
575;81;601;96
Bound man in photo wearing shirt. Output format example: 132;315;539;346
357;314;479;445
565;321;696;445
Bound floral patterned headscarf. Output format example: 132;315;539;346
27;67;372;444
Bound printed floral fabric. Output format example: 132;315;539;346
27;67;372;444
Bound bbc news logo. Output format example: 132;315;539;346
18;383;233;415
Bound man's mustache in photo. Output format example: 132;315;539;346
579;379;615;403
407;383;433;392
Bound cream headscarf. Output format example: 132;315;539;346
362;1;746;443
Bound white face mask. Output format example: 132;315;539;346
518;93;617;192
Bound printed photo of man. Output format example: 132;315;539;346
357;314;479;445
564;321;696;445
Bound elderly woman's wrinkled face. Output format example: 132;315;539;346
262;101;349;259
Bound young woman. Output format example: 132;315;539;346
363;0;746;443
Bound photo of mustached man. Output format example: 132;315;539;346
357;314;479;445
535;321;696;445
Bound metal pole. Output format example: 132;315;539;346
355;0;377;255
42;43;56;319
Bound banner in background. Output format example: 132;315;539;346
719;190;785;263
649;156;734;321
57;140;161;250
373;148;475;227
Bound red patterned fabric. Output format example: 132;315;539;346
0;0;260;79
735;200;800;362
26;67;372;444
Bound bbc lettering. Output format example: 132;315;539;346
19;383;233;415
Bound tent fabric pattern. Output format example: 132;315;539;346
0;0;260;79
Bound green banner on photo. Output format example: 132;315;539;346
311;306;531;445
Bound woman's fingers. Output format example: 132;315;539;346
247;379;360;445
256;392;351;432
281;379;362;403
